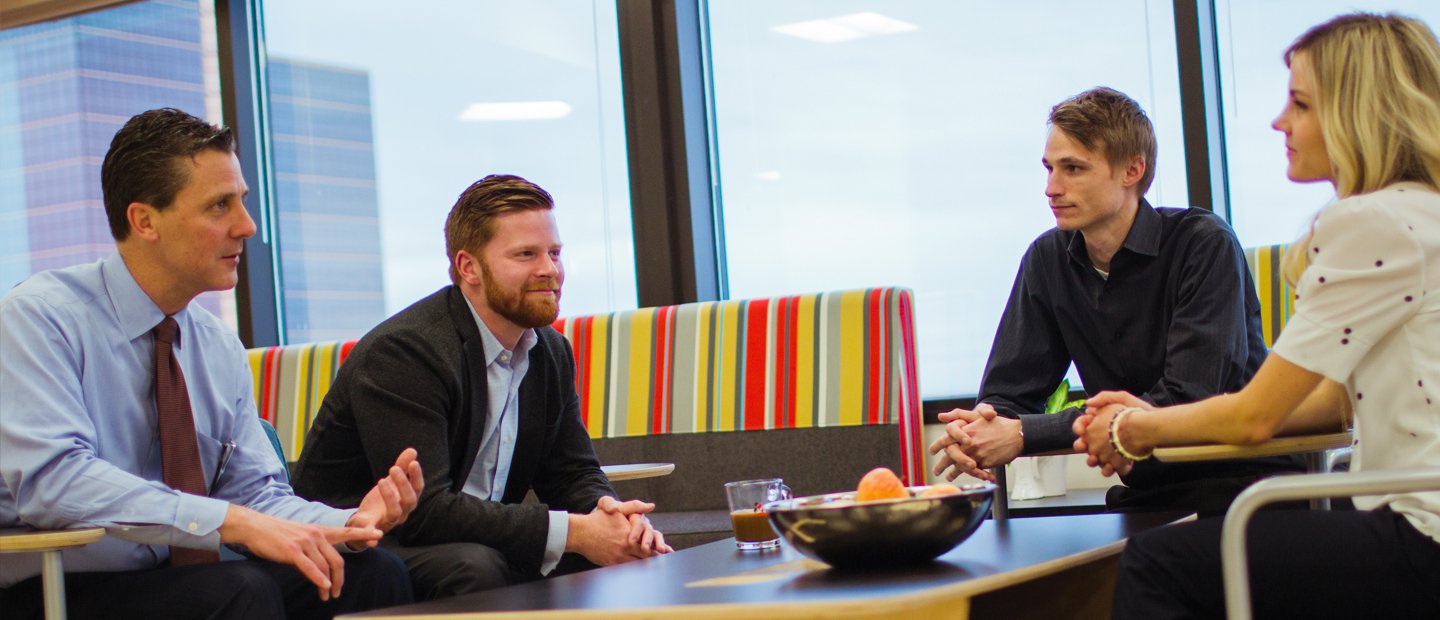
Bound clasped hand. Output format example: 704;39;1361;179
1073;391;1151;477
568;496;673;567
928;403;1023;482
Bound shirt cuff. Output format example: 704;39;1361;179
539;510;569;575
329;509;374;553
322;508;357;529
171;494;230;550
1017;409;1081;454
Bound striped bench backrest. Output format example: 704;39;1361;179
247;341;357;461
1243;244;1295;348
245;288;925;485
552;287;925;485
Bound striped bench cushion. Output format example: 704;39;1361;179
553;287;924;485
1243;244;1295;348
247;341;356;460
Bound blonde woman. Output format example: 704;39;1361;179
1074;13;1440;617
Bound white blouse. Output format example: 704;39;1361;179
1272;182;1440;544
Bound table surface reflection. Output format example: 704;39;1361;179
350;512;1185;619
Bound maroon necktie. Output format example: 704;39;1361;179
153;316;220;565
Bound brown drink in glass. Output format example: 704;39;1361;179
724;479;790;550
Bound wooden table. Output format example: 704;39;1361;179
0;528;105;620
599;462;675;482
1155;431;1353;510
349;511;1188;619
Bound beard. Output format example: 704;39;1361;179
481;259;561;328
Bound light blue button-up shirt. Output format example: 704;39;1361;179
0;255;351;587
462;299;569;574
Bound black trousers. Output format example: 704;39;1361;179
1113;508;1440;619
0;548;411;620
380;538;599;602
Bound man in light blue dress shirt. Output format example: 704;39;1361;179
0;109;423;620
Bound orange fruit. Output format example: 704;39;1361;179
921;485;961;498
855;467;908;502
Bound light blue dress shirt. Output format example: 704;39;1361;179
461;299;569;575
0;255;351;587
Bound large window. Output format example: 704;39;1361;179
1218;0;1440;247
0;0;236;327
19;1;1434;403
260;0;637;343
706;1;1188;399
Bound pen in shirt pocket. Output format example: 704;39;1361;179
210;440;237;494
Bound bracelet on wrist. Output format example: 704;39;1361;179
1108;407;1152;462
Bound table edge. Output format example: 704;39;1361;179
1153;432;1352;463
0;528;105;553
600;463;676;482
350;514;1195;620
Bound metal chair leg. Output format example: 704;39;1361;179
1304;452;1329;511
41;549;67;620
991;466;1008;521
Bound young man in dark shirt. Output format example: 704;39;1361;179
929;87;1301;515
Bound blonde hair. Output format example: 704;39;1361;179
1280;13;1440;284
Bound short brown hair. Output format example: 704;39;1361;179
444;174;555;284
1048;87;1157;195
101;108;236;241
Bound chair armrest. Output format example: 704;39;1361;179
1221;467;1440;620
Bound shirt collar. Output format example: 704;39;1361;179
1120;198;1162;257
1066;198;1162;267
464;296;536;365
102;254;188;346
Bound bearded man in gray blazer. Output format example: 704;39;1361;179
293;175;670;601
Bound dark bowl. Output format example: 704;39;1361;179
763;483;995;569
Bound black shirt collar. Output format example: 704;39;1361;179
1066;198;1161;268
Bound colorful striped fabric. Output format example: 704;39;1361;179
243;288;926;485
1243;244;1295;348
246;340;357;460
553;288;925;486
